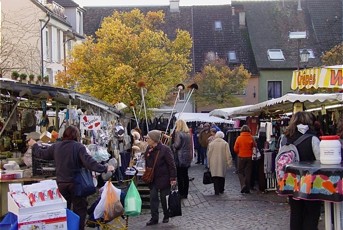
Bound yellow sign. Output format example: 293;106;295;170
291;65;343;90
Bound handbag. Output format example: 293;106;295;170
252;147;261;160
73;143;96;197
142;151;160;184
203;170;213;184
168;187;182;217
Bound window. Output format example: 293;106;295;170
267;81;282;99
45;30;50;60
228;51;238;63
214;21;222;31
299;49;315;58
179;92;185;101
267;49;285;61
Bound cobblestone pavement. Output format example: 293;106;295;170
87;162;326;230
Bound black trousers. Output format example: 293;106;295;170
58;182;88;230
149;184;170;221
212;176;225;194
177;166;189;197
289;197;322;230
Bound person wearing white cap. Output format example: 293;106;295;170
144;130;177;226
207;131;232;195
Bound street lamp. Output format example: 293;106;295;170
300;49;310;64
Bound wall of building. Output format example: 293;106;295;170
258;69;294;102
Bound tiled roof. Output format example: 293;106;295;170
240;0;342;69
83;5;258;75
306;0;342;53
48;0;79;8
242;1;317;69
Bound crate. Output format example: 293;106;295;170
32;155;56;177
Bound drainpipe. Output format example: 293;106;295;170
40;13;51;80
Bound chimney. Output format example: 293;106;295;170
170;0;180;13
232;7;235;16
297;0;302;11
239;12;246;26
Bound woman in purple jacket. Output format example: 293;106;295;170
144;130;177;226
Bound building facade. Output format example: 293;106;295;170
0;0;85;84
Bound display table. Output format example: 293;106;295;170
277;161;343;230
0;177;54;217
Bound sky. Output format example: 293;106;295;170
74;0;232;7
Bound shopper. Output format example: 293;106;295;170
234;125;254;194
198;123;212;166
28;125;115;230
172;119;193;199
284;111;321;230
207;131;232;195
144;130;177;226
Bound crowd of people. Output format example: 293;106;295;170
27;111;343;229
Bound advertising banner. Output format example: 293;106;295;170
291;65;343;90
80;115;102;130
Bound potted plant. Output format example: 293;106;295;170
44;75;49;84
19;73;27;82
37;75;42;84
11;71;19;80
28;74;35;83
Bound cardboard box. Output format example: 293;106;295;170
8;192;67;216
17;209;67;230
40;131;52;143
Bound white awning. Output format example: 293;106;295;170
175;112;233;124
210;93;343;118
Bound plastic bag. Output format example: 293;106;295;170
124;181;142;216
93;181;122;221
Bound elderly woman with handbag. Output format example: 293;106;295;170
28;125;115;230
142;130;177;226
207;131;232;195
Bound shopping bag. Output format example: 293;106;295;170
73;167;96;197
203;170;213;184
94;181;122;220
124;181;142;216
104;181;124;221
168;189;182;217
252;147;261;160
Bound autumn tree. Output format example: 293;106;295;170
56;9;192;116
193;58;251;108
321;42;343;65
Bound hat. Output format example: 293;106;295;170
147;130;161;142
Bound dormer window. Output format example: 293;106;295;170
214;21;222;31
267;49;285;61
228;51;238;63
299;49;315;58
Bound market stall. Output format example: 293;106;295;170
0;79;126;217
210;93;343;118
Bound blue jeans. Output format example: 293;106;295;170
149;184;170;221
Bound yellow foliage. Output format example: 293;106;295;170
194;59;251;107
321;42;343;66
55;9;192;118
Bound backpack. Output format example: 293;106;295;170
275;134;313;192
